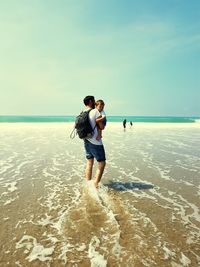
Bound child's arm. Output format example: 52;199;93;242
96;115;104;123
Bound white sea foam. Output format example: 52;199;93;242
180;252;191;266
163;245;176;259
4;196;18;205
7;181;18;192
182;181;194;186
0;161;14;174
16;235;55;262
177;194;200;222
85;180;101;202
83;181;122;259
37;214;53;226
88;236;107;267
76;243;86;252
58;242;74;264
15;261;23;267
44;235;59;246
43;168;54;178
14;161;31;175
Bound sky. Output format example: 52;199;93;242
0;0;199;116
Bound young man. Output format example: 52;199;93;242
83;95;106;188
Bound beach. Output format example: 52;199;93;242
0;122;200;267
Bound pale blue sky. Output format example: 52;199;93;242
0;0;199;116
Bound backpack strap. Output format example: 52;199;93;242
70;126;76;139
87;109;97;132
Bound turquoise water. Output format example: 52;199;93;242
0;116;199;123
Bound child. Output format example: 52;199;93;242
95;100;107;140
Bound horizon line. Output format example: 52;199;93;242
0;115;199;118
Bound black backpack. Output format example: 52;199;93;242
70;109;95;139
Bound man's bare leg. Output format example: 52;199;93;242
94;161;106;188
85;158;94;181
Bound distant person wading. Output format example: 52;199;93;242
123;119;127;129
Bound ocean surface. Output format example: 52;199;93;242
0;115;199;123
0;123;200;266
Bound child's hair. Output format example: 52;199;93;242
95;99;105;106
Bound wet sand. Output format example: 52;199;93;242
0;122;200;267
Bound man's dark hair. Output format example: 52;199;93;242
83;95;95;106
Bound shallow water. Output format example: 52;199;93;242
0;123;200;267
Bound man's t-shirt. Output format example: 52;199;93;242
85;108;103;145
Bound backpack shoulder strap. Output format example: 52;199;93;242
87;108;97;131
70;126;76;139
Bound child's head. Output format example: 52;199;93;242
95;99;105;112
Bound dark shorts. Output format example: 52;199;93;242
84;140;106;162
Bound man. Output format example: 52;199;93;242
83;95;106;188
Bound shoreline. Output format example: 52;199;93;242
0;121;199;128
0;116;199;124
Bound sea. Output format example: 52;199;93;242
0;121;200;266
0;115;199;123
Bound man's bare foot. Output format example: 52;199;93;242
94;181;99;189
